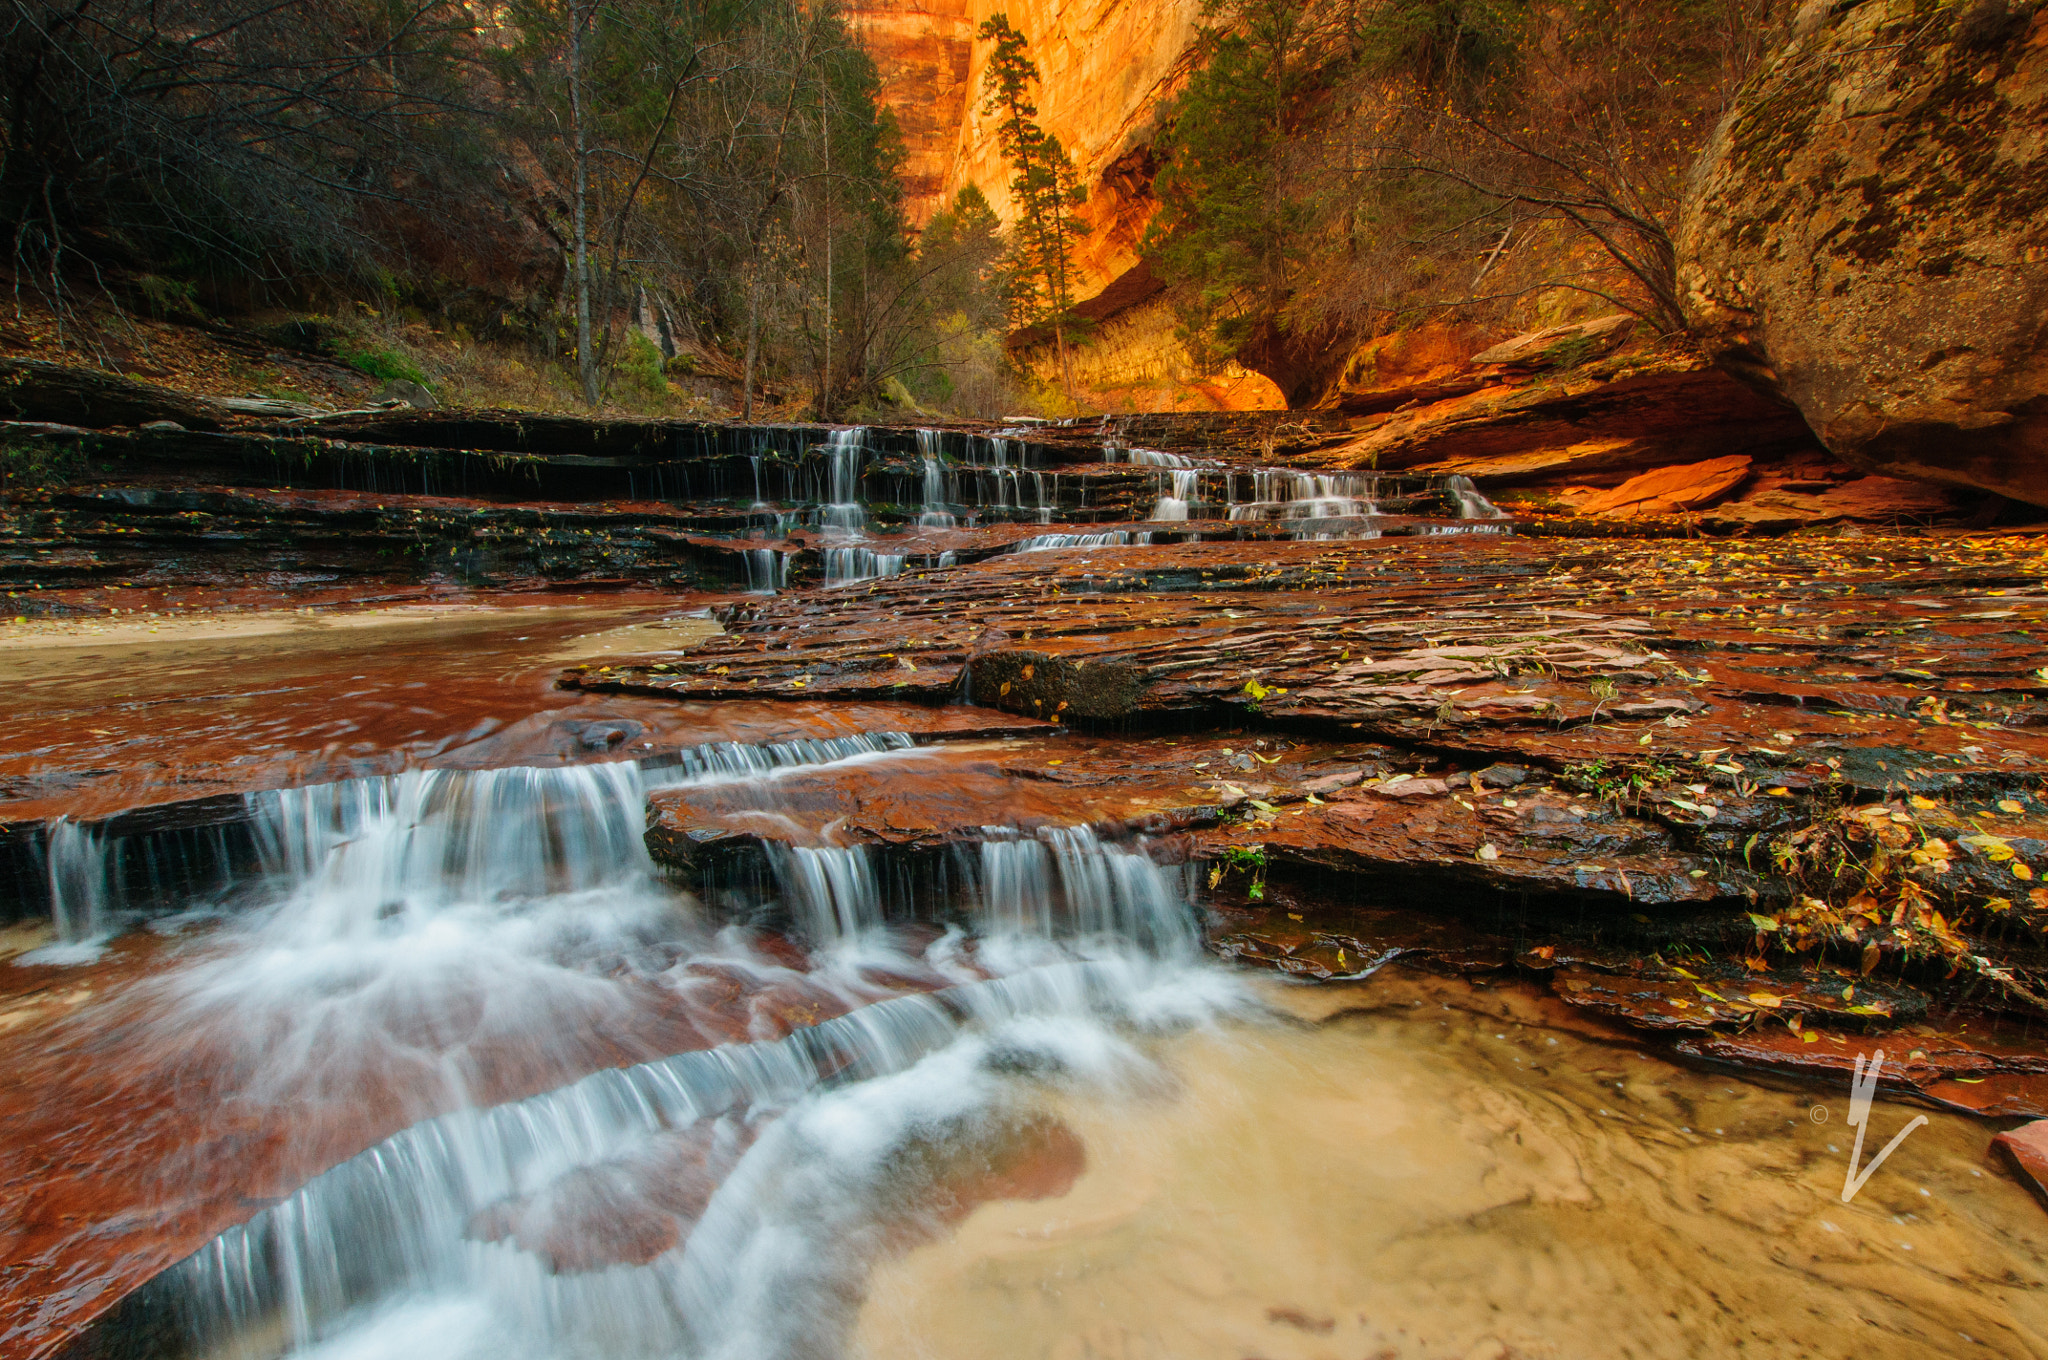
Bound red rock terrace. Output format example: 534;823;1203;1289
5;387;2048;1360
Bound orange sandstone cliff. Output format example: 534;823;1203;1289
852;0;1284;409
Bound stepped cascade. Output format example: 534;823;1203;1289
6;0;2048;1348
6;409;2048;1360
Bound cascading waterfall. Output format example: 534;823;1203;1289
148;721;1226;1360
236;734;924;905
1445;473;1507;519
1227;470;1379;522
241;763;658;921
821;547;908;587
644;732;916;787
971;826;1200;957
1152;469;1200;521
165;957;1237;1360
743;549;788;595
763;824;1196;956
24;817;245;961
819;429;868;533
1010;531;1136;553
917;457;955;528
1127;448;1193;469
44;816;114;944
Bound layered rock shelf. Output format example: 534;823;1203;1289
7;399;2048;1360
564;525;2048;1088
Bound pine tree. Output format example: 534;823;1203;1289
975;14;1086;400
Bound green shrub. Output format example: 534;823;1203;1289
618;332;668;398
330;338;430;387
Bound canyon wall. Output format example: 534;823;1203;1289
851;0;1272;408
854;0;1200;277
844;0;977;226
937;0;1203;293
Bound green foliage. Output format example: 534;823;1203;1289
1210;844;1269;901
1356;0;1525;95
896;186;1022;415
1144;0;1770;373
618;332;669;397
136;275;204;321
331;338;430;388
0;437;86;500
1563;756;1679;807
919;186;1014;329
1146;0;1331;361
976;16;1087;336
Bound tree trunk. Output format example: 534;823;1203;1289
820;90;832;420
570;2;598;407
743;258;760;423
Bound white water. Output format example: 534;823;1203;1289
821;547;909;587
1445;473;1506;519
819;429;868;534
1010;531;1137;553
31;816;119;961
150;729;1230;1360
172;957;1239;1360
743;549;788;594
916;458;955;528
1226;470;1378;522
1152;468;1200;520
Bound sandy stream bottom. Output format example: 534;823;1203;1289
856;972;2048;1360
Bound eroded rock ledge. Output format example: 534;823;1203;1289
573;529;2048;1098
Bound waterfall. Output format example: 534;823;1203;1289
45;816;115;944
743;549;787;595
771;844;885;941
916;458;955;528
819;429;867;533
1227;470;1378;522
972;826;1199;957
1152;468;1199;520
1010;531;1134;553
165;955;1241;1360
821;547;908;587
233;735;924;929
1128;448;1192;469
763;824;1198;956
1445;474;1506;519
644;732;916;787
242;763;657;924
139;711;1224;1360
25;816;245;961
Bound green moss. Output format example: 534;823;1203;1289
331;338;430;387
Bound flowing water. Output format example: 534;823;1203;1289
115;732;1242;1360
5;457;2042;1360
42;723;2044;1360
860;972;2048;1360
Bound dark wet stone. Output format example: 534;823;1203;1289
966;650;1147;722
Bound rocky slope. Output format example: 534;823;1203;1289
1682;0;2048;508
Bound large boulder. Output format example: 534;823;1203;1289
0;358;227;430
1680;0;2048;506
